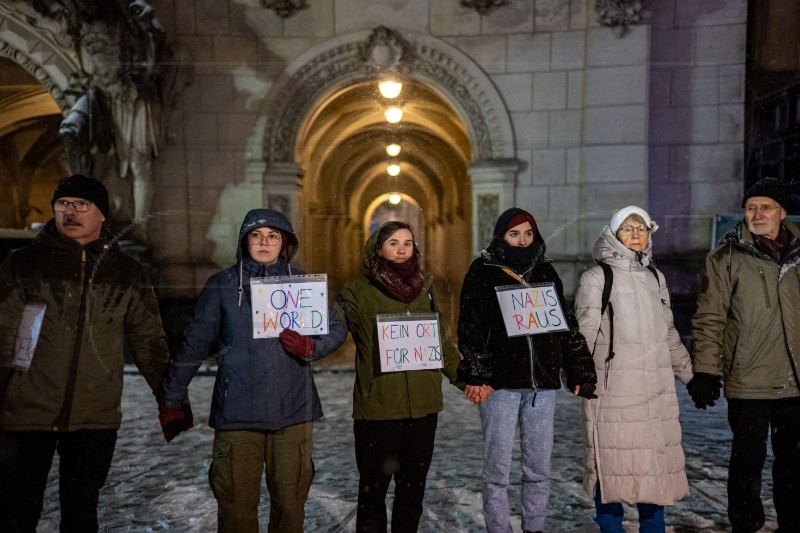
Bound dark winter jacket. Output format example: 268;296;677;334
692;220;800;399
162;209;347;430
0;220;169;431
336;239;461;420
457;236;595;391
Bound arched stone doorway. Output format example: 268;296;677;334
297;78;471;332
255;26;518;334
0;55;64;232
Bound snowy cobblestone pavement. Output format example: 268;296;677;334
36;369;776;532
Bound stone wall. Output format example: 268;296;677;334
144;0;747;300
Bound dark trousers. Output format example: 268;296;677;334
727;397;800;533
0;429;118;533
353;414;438;533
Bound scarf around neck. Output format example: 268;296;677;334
753;225;790;263
376;259;424;303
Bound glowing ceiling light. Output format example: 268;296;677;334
378;80;403;99
386;144;401;157
389;194;402;205
387;164;401;176
384;107;403;123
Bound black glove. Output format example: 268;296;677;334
158;401;194;443
686;372;722;410
576;382;598;399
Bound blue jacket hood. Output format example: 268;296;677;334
236;209;298;263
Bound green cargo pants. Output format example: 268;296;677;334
209;422;314;533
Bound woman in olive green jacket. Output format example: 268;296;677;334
337;221;460;533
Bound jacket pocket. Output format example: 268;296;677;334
296;440;315;500
208;438;235;502
727;330;752;375
0;370;21;413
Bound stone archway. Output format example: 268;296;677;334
251;26;518;333
0;3;172;243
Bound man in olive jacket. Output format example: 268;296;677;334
0;175;172;531
690;177;800;533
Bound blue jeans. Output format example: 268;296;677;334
479;388;556;533
594;484;665;533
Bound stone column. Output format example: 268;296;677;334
469;159;520;256
262;162;303;226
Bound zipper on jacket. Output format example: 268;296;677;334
758;267;772;308
54;247;90;430
224;376;229;398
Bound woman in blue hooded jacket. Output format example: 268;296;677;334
159;209;347;533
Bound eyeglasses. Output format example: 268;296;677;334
248;232;282;245
743;204;781;215
53;199;93;213
618;225;650;235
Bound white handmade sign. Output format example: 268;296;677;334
494;282;569;337
13;303;46;371
250;274;328;338
376;313;443;373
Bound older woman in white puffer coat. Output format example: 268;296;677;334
574;206;694;533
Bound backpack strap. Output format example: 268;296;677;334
646;264;660;290
599;262;613;315
596;263;615;388
597;263;614;358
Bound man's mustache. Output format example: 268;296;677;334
62;216;83;226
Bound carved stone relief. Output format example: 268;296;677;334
477;193;500;248
268;194;291;217
460;0;507;15
595;0;645;37
0;0;174;242
261;0;309;18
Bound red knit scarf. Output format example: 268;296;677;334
377;260;424;303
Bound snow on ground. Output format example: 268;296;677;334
36;368;776;532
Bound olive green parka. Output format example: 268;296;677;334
692;219;800;399
336;235;461;420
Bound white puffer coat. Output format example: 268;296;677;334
574;228;693;505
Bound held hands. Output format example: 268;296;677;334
279;329;316;360
573;382;598;399
158;402;194;443
464;384;495;404
686;372;722;409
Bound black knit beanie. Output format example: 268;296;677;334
51;174;110;217
742;177;788;209
493;207;538;238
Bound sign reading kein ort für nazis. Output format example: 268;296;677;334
376;313;443;373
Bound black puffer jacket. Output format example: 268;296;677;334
457;237;595;391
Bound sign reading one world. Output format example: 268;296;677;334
376;313;443;373
250;274;328;338
494;282;569;337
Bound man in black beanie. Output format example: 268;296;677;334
691;177;800;532
50;173;111;245
0;174;185;531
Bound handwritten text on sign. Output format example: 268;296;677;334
377;313;443;373
494;282;569;337
250;274;328;338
